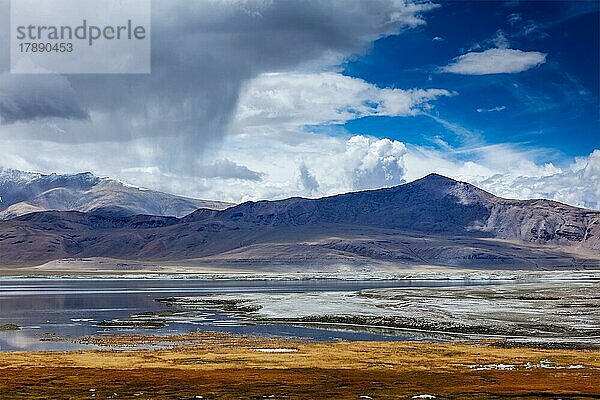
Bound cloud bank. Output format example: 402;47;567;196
476;150;600;210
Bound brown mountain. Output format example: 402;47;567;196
0;174;598;269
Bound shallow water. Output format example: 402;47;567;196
0;277;504;351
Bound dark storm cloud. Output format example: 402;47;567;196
0;74;89;124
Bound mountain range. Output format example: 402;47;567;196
0;168;232;220
0;172;598;269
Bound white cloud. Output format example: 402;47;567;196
476;150;600;210
388;1;441;27
346;135;407;190
215;133;408;201
234;72;453;128
441;48;546;75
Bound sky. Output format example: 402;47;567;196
0;0;599;209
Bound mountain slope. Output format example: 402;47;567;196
184;174;493;231
0;168;233;219
184;173;599;249
0;174;598;268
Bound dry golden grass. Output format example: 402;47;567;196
1;333;599;399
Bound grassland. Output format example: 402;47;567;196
0;332;599;399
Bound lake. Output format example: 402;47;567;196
0;277;505;351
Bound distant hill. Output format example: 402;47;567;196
0;173;598;268
0;168;232;219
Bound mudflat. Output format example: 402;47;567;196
0;332;598;399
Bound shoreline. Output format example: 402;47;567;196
2;266;600;281
3;256;600;278
1;333;599;399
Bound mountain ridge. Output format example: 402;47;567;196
0;173;598;268
183;173;598;248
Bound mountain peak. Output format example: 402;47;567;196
406;173;464;193
402;173;495;206
417;173;459;184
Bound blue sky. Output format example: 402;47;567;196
341;0;599;159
